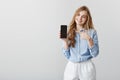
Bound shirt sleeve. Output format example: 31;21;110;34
89;30;99;57
62;47;70;59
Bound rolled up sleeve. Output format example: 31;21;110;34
62;47;70;59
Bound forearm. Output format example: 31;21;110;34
63;41;69;50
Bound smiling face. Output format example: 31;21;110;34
75;10;88;26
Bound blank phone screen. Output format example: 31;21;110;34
60;25;67;38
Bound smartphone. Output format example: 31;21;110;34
60;25;67;38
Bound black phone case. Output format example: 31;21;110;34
60;25;67;38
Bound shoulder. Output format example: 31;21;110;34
88;29;98;37
89;29;96;33
88;29;96;34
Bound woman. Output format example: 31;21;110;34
60;6;99;80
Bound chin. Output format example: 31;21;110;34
79;23;84;26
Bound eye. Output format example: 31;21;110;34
77;13;80;16
82;15;87;18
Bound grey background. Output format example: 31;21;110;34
0;0;120;80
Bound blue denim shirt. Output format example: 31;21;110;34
62;29;99;63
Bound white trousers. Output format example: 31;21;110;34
64;60;96;80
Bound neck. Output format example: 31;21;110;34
76;24;84;32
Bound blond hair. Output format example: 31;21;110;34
68;6;94;47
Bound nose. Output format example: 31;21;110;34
78;16;82;21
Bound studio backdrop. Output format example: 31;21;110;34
0;0;120;80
